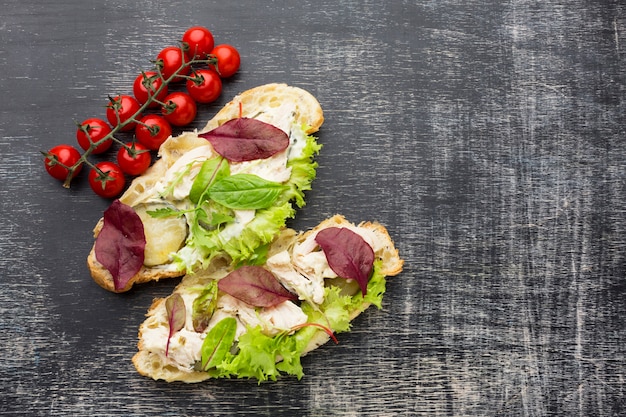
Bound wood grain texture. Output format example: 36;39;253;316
1;0;625;415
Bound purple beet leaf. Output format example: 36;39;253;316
94;199;146;291
314;227;375;296
199;117;289;162
165;293;186;357
218;265;296;307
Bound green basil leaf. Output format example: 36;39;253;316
208;173;287;210
189;157;230;204
201;317;237;371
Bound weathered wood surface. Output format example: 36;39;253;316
1;1;625;415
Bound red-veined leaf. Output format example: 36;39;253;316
201;317;237;370
192;283;218;333
218;265;296;307
165;293;186;357
290;322;338;344
94;199;146;291
199;117;289;162
314;227;375;296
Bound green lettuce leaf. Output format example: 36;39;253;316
282;129;322;208
221;203;295;263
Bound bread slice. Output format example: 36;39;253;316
132;215;404;383
88;84;324;292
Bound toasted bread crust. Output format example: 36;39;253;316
88;84;324;293
132;215;403;382
88;249;184;293
200;83;324;134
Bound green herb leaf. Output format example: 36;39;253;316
201;317;237;371
192;282;218;332
159;164;192;198
189;157;229;204
147;207;182;218
165;293;186;357
208;173;287;210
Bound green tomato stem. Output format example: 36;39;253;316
62;49;215;188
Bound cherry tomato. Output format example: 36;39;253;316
117;142;151;176
76;118;112;154
135;114;172;151
89;161;126;198
44;144;82;181
211;44;241;78
186;69;222;103
182;26;214;60
161;92;197;127
156;46;190;82
132;71;168;108
106;95;141;131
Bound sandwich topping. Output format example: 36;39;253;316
94;113;321;290
138;222;388;381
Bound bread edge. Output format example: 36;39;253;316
131;214;403;382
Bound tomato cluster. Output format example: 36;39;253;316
43;26;241;198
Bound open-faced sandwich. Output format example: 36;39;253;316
87;84;324;292
132;215;403;382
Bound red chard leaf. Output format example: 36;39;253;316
314;227;375;296
94;200;146;291
199;117;289;162
218;265;296;307
165;293;186;357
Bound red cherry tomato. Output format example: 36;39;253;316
182;26;214;60
156;46;190;82
44;144;82;181
135;114;172;151
161;92;197;126
117;142;151;176
106;95;141;131
133;71;168;107
89;161;126;198
211;44;241;78
76;118;113;154
186;69;222;103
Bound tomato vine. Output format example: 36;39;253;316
42;26;241;198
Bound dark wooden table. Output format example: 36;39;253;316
1;1;625;415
